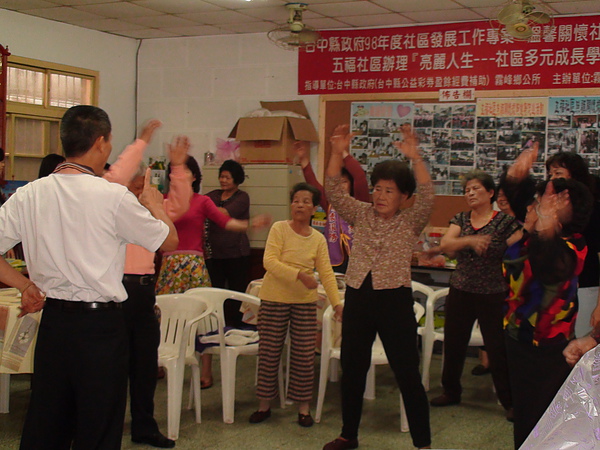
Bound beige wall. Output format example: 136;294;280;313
136;33;320;170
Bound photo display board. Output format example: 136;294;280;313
350;102;414;172
350;96;600;195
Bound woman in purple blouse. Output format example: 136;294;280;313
203;159;251;389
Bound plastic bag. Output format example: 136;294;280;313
215;138;240;163
521;344;600;449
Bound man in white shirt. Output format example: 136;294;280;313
0;105;178;450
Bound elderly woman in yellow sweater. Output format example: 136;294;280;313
249;182;342;428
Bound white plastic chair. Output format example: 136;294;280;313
417;287;484;391
184;287;285;424
156;293;212;440
315;283;427;433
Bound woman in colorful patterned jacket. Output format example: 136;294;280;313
501;147;593;449
323;125;433;450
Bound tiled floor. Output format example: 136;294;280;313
0;352;513;449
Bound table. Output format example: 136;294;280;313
411;264;454;289
0;288;42;413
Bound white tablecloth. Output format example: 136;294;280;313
0;289;40;374
0;288;42;413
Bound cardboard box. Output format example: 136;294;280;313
229;100;319;164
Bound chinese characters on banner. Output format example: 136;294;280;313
298;16;600;95
353;97;600;195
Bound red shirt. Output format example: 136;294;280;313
169;193;230;254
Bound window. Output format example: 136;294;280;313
5;56;98;181
49;73;93;108
6;66;44;105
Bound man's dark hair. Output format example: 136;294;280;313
219;160;245;185
371;160;416;197
60;105;111;158
290;182;321;206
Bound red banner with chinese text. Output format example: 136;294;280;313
298;16;600;95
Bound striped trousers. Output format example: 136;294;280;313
256;300;317;402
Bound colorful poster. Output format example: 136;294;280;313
476;98;548;183
548;97;600;174
299;15;600;95
414;103;477;195
349;102;414;180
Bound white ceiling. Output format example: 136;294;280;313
0;0;597;40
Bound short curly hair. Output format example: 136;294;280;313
290;182;321;206
219;160;245;185
370;160;416;197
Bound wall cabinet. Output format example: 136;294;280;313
201;164;303;248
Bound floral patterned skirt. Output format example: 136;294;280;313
155;253;211;295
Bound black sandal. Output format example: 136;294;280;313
298;412;314;427
249;409;271;423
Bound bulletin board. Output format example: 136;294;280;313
316;88;599;227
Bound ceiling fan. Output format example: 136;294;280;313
491;0;553;41
267;3;321;51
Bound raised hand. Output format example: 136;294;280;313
329;124;352;157
508;141;539;181
393;124;421;161
537;181;565;220
139;119;162;144
293;141;310;168
532;181;568;237
168;136;190;166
